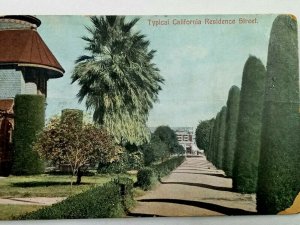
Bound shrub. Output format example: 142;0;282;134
19;177;135;219
257;15;300;214
215;106;227;169
232;56;266;193
136;167;157;190
223;86;240;177
98;150;144;174
11;94;45;175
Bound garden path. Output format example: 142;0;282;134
129;156;256;217
0;197;65;205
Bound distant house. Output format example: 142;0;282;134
174;127;200;155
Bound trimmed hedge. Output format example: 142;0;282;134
232;56;266;193
11;95;45;175
216;106;227;169
152;156;185;178
223;86;240;177
136;167;156;190
257;15;300;214
136;156;185;190
19;177;135;219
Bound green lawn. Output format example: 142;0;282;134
0;205;44;220
0;173;137;220
0;173;136;198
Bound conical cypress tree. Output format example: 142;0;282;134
11;95;45;175
232;56;266;193
212;112;220;166
216;106;227;169
257;15;300;214
223;86;240;177
207;119;215;162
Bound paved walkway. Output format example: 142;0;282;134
0;197;66;205
129;156;256;217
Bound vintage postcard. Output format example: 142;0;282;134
0;14;299;220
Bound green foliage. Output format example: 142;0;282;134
211;112;220;166
34;112;122;183
223;86;240;177
152;156;185;178
72;16;164;145
136;156;185;190
257;15;300;214
141;134;169;166
61;109;83;127
153;126;181;154
207;118;216;162
98;150;144;173
232;56;266;193
136;167;157;190
19;177;135;219
215;106;227;169
195;119;214;152
141;126;183;166
11;95;45;175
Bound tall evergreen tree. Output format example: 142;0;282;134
223;86;240;177
216;106;227;169
212;112;220;166
257;15;300;214
207;118;216;161
232;56;266;193
72;16;164;145
195;118;214;153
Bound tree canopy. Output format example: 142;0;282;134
34;112;122;184
72;16;164;145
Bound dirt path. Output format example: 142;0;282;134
129;156;256;217
0;197;66;205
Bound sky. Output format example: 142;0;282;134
37;14;277;128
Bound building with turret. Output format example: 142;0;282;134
0;15;64;176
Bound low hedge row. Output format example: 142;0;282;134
136;156;185;190
152;156;185;178
19;177;134;220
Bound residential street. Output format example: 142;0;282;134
129;156;256;217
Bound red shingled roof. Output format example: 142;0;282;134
0;29;64;77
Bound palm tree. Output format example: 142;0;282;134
72;16;164;145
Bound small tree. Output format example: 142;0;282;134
153;126;180;155
141;134;169;166
34;114;122;184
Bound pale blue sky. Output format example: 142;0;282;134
37;15;276;127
